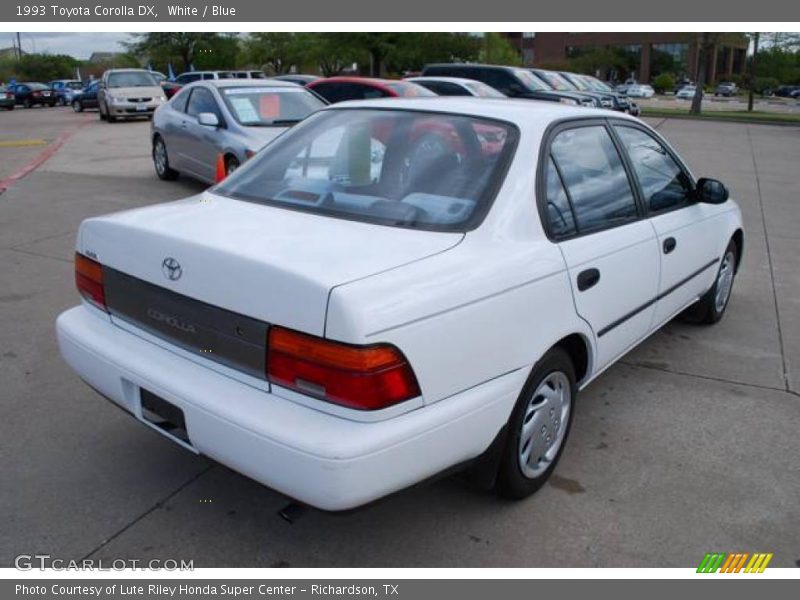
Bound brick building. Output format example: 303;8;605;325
502;33;749;83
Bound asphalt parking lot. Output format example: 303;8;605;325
1;106;798;568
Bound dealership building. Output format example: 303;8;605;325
502;33;750;83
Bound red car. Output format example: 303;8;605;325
306;76;435;104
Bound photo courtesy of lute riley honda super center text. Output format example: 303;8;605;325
15;584;386;596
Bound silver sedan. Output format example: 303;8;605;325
151;79;326;184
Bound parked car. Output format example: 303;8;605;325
12;82;56;108
306;76;436;103
152;79;326;184
405;76;505;97
271;74;321;86
790;88;800;99
626;84;655;98
162;70;267;98
97;69;166;122
0;85;14;110
48;79;84;106
530;69;603;107
773;85;800;98
71;80;100;112
57;97;744;511
560;72;640;115
676;85;697;100
422;64;593;107
674;79;695;94
714;82;738;97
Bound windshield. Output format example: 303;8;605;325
465;81;505;98
513;69;548;91
535;71;574;91
563;74;590;91
66;81;83;89
221;86;325;126
107;71;158;88
584;76;613;92
214;109;518;232
384;82;436;97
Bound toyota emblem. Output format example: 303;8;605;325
162;257;182;281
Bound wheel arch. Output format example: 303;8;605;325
731;228;744;272
552;332;592;385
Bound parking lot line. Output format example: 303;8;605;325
0;115;92;194
0;139;49;148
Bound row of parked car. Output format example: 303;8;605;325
145;63;643;185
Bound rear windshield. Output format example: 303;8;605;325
384;82;436;97
66;81;84;89
27;83;48;90
214;109;518;232
465;81;505;98
220;86;325;126
107;71;157;88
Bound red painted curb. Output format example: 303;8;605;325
0;115;93;194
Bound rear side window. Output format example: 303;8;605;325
548;125;637;234
614;126;693;213
544;158;577;237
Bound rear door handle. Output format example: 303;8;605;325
577;268;600;292
663;237;677;254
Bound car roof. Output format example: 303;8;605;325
425;63;519;72
310;76;397;86
407;76;486;86
323;96;638;125
186;79;304;90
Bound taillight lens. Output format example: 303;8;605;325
75;253;106;311
267;327;420;410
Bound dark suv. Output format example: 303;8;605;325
421;64;593;107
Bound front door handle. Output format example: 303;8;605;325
577;268;600;292
663;237;677;254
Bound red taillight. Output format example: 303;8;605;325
266;327;420;410
5;92;12;99
75;253;106;310
33;91;41;97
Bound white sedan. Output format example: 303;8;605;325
676;85;697;99
405;76;507;98
626;84;655;98
56;98;744;510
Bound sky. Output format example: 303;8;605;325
4;32;134;59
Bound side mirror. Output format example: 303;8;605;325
197;112;219;128
696;177;729;204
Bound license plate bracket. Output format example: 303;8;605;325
140;389;192;446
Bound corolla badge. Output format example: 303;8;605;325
161;257;182;281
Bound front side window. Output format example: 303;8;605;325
220;87;325;126
614;126;693;212
186;87;219;118
214;109;517;231
549;125;637;234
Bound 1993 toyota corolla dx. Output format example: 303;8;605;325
56;98;744;510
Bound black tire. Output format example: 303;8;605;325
225;156;240;177
496;347;576;500
4;105;13;111
23;98;32;109
72;100;83;113
98;102;107;120
153;136;179;181
682;240;738;325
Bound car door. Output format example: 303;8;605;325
542;121;661;371
612;122;723;327
83;82;99;107
180;86;224;182
157;87;191;171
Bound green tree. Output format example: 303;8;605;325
127;33;223;72
8;53;79;82
652;73;675;93
389;33;480;74
478;32;522;66
244;33;305;74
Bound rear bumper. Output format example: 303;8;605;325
56;305;523;510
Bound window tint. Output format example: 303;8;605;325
186;87;219;118
550;126;637;233
614;126;693;212
477;69;516;94
545;158;577;237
